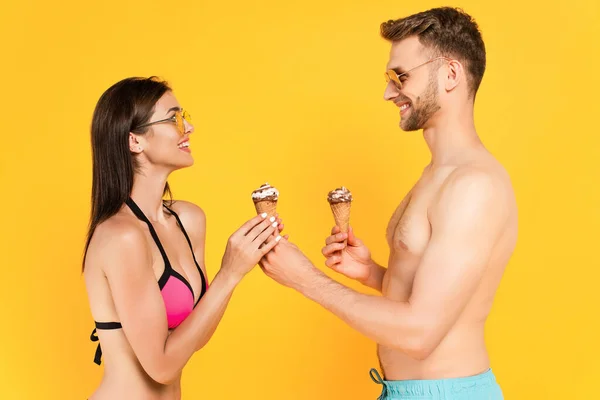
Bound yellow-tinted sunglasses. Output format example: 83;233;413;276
384;57;452;89
135;109;192;135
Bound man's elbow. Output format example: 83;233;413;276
391;321;441;361
403;335;437;361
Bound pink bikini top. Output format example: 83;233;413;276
90;197;208;365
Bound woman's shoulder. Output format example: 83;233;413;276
168;200;206;225
85;209;151;274
92;210;148;252
167;200;207;244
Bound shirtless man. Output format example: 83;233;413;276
259;7;516;400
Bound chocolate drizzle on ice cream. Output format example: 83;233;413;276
327;186;352;235
251;182;279;218
252;182;279;203
327;186;353;204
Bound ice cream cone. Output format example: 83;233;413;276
251;182;279;219
330;201;351;233
327;187;353;244
254;200;278;219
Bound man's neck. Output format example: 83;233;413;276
422;106;483;166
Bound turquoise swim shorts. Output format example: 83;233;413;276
369;367;504;400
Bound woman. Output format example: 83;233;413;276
82;76;283;399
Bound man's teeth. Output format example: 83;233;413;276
178;142;190;148
400;103;410;111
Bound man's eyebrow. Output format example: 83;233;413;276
388;65;407;74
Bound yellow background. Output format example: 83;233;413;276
1;0;599;398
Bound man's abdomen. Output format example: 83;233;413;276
377;322;489;381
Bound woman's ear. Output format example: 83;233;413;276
129;132;144;154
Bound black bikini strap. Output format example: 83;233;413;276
95;321;122;329
125;197;172;270
90;322;123;366
163;205;208;299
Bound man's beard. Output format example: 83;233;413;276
400;74;440;132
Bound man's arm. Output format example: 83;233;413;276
322;226;387;292
360;261;387;292
271;169;508;359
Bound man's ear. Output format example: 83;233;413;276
445;59;463;92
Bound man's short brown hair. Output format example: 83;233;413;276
381;7;486;97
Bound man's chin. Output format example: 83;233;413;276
399;120;420;132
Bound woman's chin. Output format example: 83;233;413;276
167;157;195;172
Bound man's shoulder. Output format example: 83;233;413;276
441;153;513;196
446;164;497;186
433;161;514;221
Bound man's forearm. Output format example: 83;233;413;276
294;268;430;358
360;262;386;292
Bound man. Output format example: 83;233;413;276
261;7;517;400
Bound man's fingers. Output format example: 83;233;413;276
325;256;342;268
347;226;362;246
325;232;348;245
322;243;345;257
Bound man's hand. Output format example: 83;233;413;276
322;226;375;282
260;238;317;289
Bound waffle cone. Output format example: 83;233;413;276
254;200;278;219
330;202;351;233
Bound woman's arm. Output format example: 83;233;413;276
99;212;279;385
